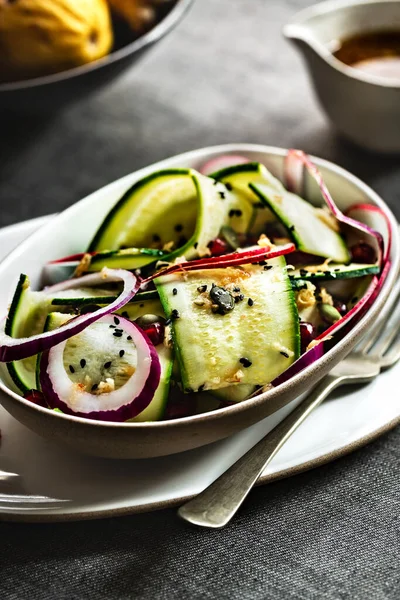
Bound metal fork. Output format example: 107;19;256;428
178;278;400;529
0;469;70;511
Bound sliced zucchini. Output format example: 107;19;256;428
129;343;173;422
156;256;300;392
51;289;159;307
89;169;196;252
36;312;73;390
250;182;350;263
5;275;53;393
211;384;256;403
290;262;380;288
88;168;236;263
212;162;283;235
85;248;167;272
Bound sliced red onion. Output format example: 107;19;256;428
199;155;250;176
143;244;296;283
39;315;160;422
284;150;385;266
346;203;392;264
0;269;139;362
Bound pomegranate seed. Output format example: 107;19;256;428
334;300;347;316
300;322;315;353
350;241;376;264
141;321;165;346
207;237;229;256
24;389;47;408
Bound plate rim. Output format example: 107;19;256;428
0;413;398;523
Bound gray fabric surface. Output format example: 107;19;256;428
0;1;399;599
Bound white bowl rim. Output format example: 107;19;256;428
0;143;398;430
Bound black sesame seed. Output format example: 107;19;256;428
119;350;125;358
219;191;226;200
197;285;207;293
104;361;112;369
213;179;219;186
174;224;183;232
225;182;233;191
264;265;273;271
152;234;161;242
194;242;198;249
113;332;123;338
280;351;290;358
69;365;75;374
109;325;116;329
172;288;178;295
248;298;254;306
171;309;180;320
289;225;295;232
121;311;130;319
80;359;86;369
334;268;341;272
164;319;171;327
91;384;98;392
239;357;252;368
258;260;267;266
233;286;241;292
235;209;242;217
178;236;188;247
114;317;120;325
127;335;133;341
234;294;244;304
229;209;236;218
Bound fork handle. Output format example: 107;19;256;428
178;374;339;528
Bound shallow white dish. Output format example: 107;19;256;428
0;216;399;522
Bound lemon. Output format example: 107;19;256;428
0;0;113;82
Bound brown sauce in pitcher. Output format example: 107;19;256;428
333;30;400;81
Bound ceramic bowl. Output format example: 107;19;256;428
0;144;398;459
0;0;193;113
284;0;400;153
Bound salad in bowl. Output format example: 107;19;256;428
0;145;396;458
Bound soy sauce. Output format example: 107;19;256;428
333;30;400;81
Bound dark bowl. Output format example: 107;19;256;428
0;0;193;113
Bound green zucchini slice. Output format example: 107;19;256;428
250;182;350;263
156;256;300;392
290;262;380;288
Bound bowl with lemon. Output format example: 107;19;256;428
0;0;193;111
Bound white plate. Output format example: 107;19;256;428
0;216;399;522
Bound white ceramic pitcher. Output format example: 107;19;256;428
284;0;400;153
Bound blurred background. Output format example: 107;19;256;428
0;0;399;229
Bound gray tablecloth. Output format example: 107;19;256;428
0;1;399;599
